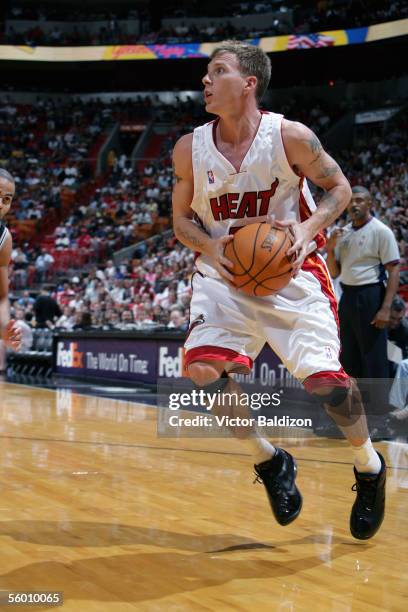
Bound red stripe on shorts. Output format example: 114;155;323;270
303;369;350;393
185;345;253;373
301;253;350;391
302;252;340;332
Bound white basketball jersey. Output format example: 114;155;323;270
190;111;324;278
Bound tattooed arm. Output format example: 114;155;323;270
172;133;234;282
282;120;352;236
276;120;352;274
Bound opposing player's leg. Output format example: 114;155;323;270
185;273;302;525
263;253;385;538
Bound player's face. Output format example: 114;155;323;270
0;177;14;219
202;53;249;115
347;193;370;224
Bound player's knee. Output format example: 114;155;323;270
312;385;350;409
313;382;366;428
188;361;223;388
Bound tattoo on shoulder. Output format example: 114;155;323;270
301;132;341;178
301;134;323;163
172;160;182;183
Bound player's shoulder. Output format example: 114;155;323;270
173;117;213;152
281;119;320;157
172;133;194;177
281;118;313;140
173;132;193;157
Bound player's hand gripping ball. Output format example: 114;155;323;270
224;222;295;296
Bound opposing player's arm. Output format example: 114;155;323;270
172;133;234;282
0;231;12;327
0;231;21;350
282;120;352;237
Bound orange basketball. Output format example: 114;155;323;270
224;223;294;296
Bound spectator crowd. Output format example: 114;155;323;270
2;1;406;47
11;237;194;337
2;94;209;295
329;113;408;257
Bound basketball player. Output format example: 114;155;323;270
172;41;386;539
0;169;22;352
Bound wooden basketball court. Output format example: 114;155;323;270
0;381;406;610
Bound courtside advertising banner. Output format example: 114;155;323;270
55;337;158;383
54;335;302;389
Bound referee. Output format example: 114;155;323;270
326;185;400;380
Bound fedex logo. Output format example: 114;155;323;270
158;346;185;378
56;342;84;368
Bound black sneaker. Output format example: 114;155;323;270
350;452;386;540
254;448;302;526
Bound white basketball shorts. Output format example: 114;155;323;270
185;253;348;387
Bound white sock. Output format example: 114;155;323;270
353;439;381;474
246;436;276;464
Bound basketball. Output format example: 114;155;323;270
224;223;294;296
